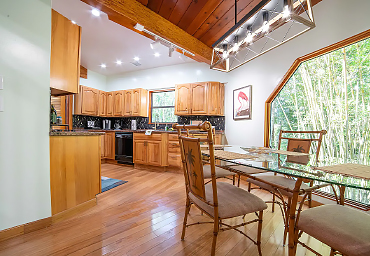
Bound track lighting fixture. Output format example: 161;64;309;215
169;46;174;57
150;38;160;50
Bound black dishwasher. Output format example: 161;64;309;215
115;132;133;165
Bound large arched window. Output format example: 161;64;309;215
265;30;370;206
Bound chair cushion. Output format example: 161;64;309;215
189;182;267;219
228;165;267;175
247;175;309;197
203;165;234;179
298;205;370;256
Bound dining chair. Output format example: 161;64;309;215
174;122;268;256
241;130;327;244
295;204;370;256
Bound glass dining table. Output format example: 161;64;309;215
201;145;370;256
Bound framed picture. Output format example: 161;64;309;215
233;85;252;120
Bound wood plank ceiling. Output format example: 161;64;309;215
136;0;322;48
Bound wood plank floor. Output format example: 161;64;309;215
0;164;330;256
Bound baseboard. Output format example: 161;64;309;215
0;217;52;242
134;164;182;173
0;198;97;242
52;198;97;224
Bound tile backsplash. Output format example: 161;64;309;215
73;115;225;130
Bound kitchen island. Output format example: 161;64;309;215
50;131;103;216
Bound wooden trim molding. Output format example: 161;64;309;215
264;29;370;146
0;198;97;242
80;65;88;79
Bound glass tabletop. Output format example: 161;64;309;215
202;145;370;191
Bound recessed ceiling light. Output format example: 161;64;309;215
116;60;122;65
133;57;140;61
71;20;76;24
100;63;106;68
154;52;160;57
91;9;100;17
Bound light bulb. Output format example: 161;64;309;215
116;60;122;65
222;51;229;59
100;63;106;68
233;43;239;52
283;5;290;18
246;32;253;43
154;52;160;57
91;9;100;17
133;57;140;61
262;21;269;32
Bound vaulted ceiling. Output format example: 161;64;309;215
81;0;322;64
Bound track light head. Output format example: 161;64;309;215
169;46;175;57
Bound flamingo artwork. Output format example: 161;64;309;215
234;86;251;119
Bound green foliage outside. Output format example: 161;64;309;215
270;37;370;204
151;91;177;123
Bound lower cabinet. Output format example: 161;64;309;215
101;131;115;160
133;133;168;166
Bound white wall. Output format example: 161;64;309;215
0;0;52;230
224;0;370;147
80;69;107;91
107;62;228;91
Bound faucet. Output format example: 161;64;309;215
154;114;159;130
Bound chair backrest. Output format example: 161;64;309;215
278;130;327;164
173;122;218;206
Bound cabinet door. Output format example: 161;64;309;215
113;91;124;116
134;140;146;164
124;90;132;116
50;10;81;95
191;83;208;115
98;91;107;116
101;133;106;158
106;92;114;117
147;141;162;166
207;82;221;115
105;132;115;160
132;89;141;116
175;84;191;115
81;86;99;115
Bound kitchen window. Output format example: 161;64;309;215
150;90;177;123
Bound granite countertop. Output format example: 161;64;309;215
50;131;105;136
72;129;224;134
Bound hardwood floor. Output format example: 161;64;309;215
0;164;330;256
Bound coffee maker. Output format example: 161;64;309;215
102;119;111;130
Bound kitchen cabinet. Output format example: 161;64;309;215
123;90;132;116
98;91;107;116
113;91;124;116
133;133;168;166
106;92;114;117
124;89;148;117
50;10;81;96
175;84;191;115
104;132;115;160
175;82;224;116
74;85;99;116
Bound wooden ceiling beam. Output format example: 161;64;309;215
80;0;212;63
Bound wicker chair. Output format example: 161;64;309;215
295;204;370;256
244;130;327;244
174;122;268;256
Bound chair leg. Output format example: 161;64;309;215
257;211;264;256
233;174;235;185
237;174;241;187
272;194;276;212
283;197;291;245
181;198;191;240
308;180;313;208
248;181;251;192
329;248;336;256
211;217;219;256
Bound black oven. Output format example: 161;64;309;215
115;132;133;165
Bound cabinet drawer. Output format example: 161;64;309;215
168;134;179;141
168;141;180;153
134;133;162;141
168;153;182;167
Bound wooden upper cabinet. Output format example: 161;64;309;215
81;86;99;116
123;90;132;116
50;10;81;96
207;82;224;116
191;83;207;115
98;91;107;116
132;88;148;117
175;84;191;115
106;92;114;117
175;82;224;116
113;91;124;116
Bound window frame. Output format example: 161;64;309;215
149;89;176;124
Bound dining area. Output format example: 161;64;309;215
173;121;370;256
